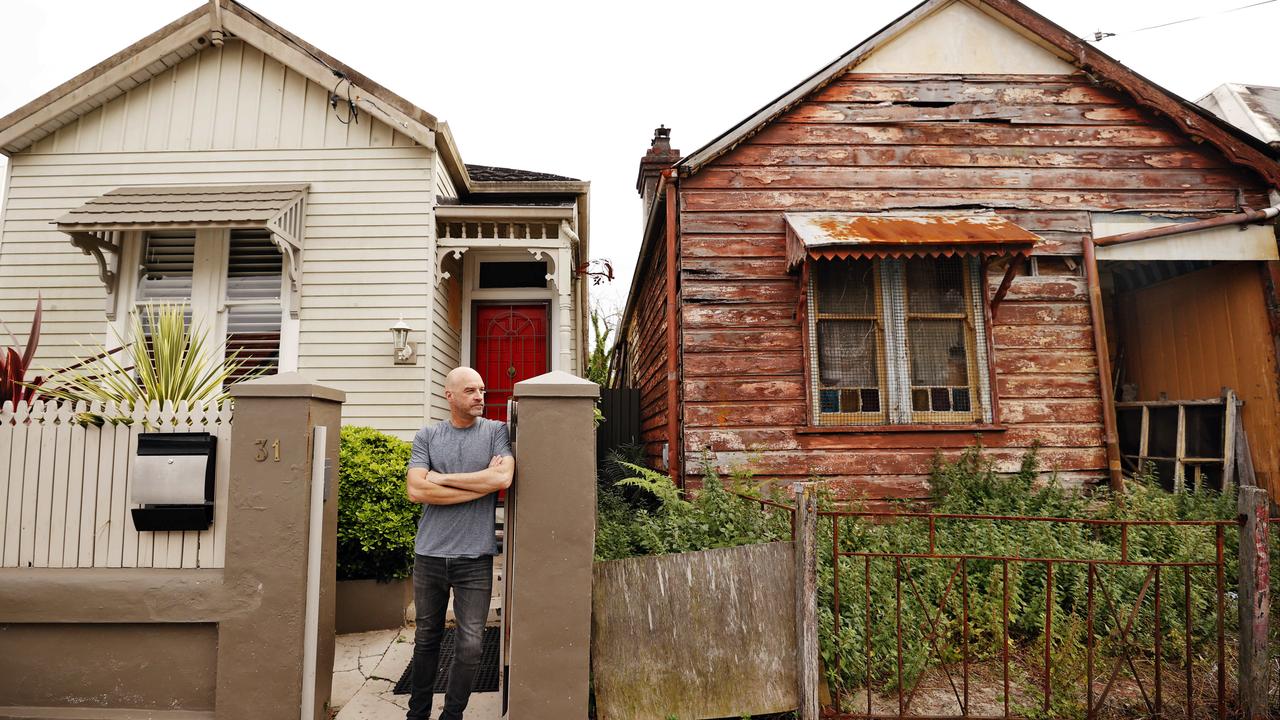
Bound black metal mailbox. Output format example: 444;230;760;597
130;432;217;531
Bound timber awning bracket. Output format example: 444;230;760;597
989;255;1026;320
68;230;123;319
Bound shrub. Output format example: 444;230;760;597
594;454;791;561
337;426;418;582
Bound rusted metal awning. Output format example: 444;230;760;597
785;211;1041;270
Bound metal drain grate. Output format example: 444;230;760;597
393;626;501;695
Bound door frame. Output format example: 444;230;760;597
460;250;561;373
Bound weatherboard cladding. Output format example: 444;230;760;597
0;39;435;438
661;68;1271;499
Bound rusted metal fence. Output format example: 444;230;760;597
738;489;1271;720
825;510;1243;720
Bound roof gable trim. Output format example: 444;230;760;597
0;1;439;156
0;8;211;155
677;0;1280;187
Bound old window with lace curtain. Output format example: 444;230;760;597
807;255;993;426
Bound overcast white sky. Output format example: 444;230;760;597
2;0;1279;314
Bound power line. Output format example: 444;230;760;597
1092;0;1277;41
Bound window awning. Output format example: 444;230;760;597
785;211;1041;271
56;184;308;248
54;184;308;320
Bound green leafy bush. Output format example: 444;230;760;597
594;454;791;562
337;426;418;582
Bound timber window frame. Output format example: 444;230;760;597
804;255;994;427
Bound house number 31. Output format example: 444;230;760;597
254;439;281;462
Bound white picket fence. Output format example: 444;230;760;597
0;400;232;569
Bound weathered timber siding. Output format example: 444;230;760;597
675;72;1270;497
627;235;669;469
0;40;434;437
591;542;797;719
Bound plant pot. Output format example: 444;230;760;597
335;578;412;634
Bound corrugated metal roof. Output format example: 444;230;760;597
56;184;309;230
785;211;1040;269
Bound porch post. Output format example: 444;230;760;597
556;227;574;372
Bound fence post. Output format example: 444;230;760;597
506;371;599;720
216;373;345;720
1237;484;1270;720
794;483;819;720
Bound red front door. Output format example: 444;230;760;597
473;304;549;421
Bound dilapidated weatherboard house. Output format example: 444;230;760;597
618;0;1280;501
0;0;591;438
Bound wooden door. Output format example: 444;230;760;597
473;304;549;421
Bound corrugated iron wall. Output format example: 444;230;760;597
1117;262;1280;498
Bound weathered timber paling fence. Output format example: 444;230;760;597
0;400;232;569
821;509;1268;720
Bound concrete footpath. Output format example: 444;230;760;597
331;627;503;720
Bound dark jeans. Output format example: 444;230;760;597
407;553;493;720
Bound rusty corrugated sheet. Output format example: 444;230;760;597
784;211;1041;269
56;184;308;230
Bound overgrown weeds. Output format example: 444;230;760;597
595;443;1260;719
820;446;1242;719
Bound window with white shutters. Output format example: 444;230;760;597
224;229;283;383
134;229;284;385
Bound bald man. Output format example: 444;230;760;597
404;366;514;720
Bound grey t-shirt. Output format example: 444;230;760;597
408;418;512;558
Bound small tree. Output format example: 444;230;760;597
587;305;617;386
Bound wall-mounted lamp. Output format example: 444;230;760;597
390;316;417;365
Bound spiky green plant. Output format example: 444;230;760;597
40;303;258;409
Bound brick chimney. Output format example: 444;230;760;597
636;126;680;223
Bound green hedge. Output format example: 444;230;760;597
337;426;418;582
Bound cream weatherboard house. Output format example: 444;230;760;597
0;0;591;437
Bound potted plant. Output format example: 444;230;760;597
336;425;418;633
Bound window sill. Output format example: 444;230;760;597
797;423;1006;435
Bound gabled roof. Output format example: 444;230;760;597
1199;83;1280;148
0;0;438;156
676;0;1280;187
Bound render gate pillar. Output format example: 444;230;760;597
218;372;345;720
504;370;599;719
